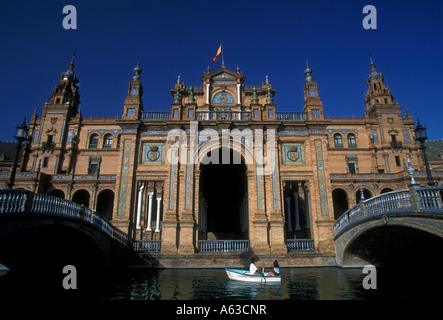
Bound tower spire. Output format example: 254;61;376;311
69;51;75;71
133;60;142;80
304;61;313;82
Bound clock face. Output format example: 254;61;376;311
130;88;138;95
309;90;316;96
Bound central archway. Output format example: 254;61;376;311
199;147;248;240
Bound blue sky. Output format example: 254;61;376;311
0;0;442;141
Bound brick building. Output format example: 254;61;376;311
1;56;441;256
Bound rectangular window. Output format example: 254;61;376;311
173;109;179;118
311;109;320;117
348;163;356;174
188;108;194;119
253;109;259;119
395;156;401;167
88;163;99;174
42;157;49;168
268;109;274;119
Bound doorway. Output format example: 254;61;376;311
199;147;248;240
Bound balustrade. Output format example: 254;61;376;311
141;111;171;120
133;240;161;253
275;112;307;121
0;189;128;244
196;111;251;121
334;186;443;237
198;240;250;253
286;239;314;252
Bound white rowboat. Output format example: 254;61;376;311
225;268;281;283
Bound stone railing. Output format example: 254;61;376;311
334;186;443;237
196;111;251;121
286;239;314;252
0;189;128;246
141;111;171;120
198;240;250;253
132;240;162;253
275;112;307;122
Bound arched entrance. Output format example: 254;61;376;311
199;147;248;240
72;189;90;208
332;188;349;220
96;189;115;221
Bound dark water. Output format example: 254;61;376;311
0;265;439;301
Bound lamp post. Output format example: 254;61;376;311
414;120;434;186
7;119;29;189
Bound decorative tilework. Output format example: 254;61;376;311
185;150;191;210
256;149;263;210
325;129;358;136
169;151;177;210
118;140;132;216
372;129;379;142
141;142;165;165
315;140;329;216
88;129;121;136
140;130;169;135
282;143;305;165
278;131;309;136
271;149;278;210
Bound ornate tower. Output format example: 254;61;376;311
45;54;80;118
364;56;396;116
122;61;144;119
302;62;324;120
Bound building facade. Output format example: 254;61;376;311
2;56;441;256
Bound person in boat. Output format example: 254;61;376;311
268;260;280;276
249;258;263;274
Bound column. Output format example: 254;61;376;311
237;83;241;104
155;197;162;232
285;196;293;232
293;183;301;231
146;192;154;231
136;183;145;229
304;183;311;229
206;84;210;104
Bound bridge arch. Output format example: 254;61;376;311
0;219;109;270
336;213;443;266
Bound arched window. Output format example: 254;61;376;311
348;133;357;148
213;91;234;105
88;134;99;149
103;134;113;149
334;134;343;148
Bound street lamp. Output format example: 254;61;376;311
414;120;434;186
7;119;29;189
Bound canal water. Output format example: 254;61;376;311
0;265;439;301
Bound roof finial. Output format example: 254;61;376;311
69;51;75;70
133;60;142;80
369;54;376;71
304;61;313;82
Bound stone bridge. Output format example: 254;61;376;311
334;185;443;266
0;189;128;270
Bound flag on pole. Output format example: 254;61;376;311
213;43;222;62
